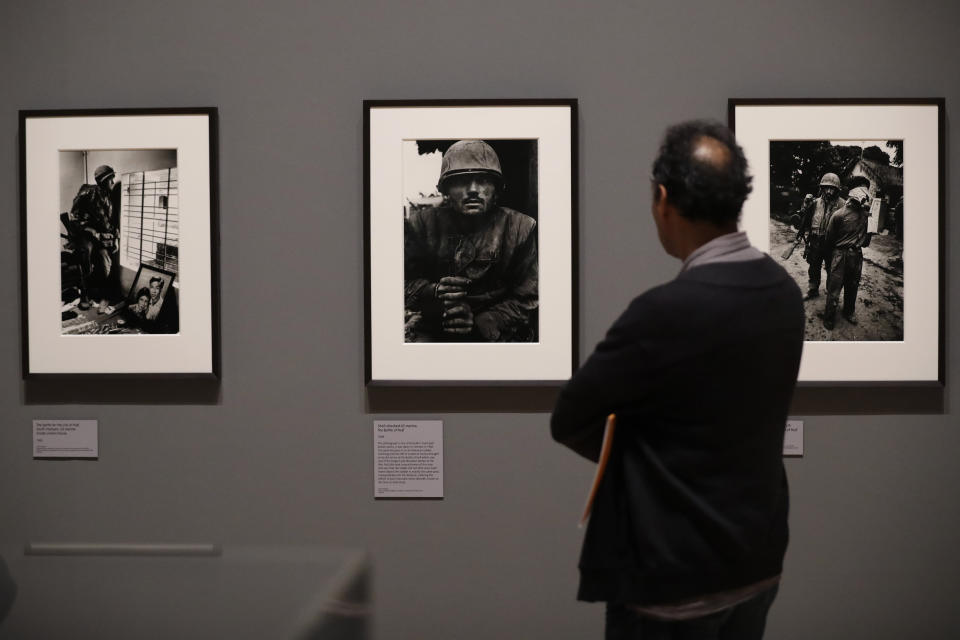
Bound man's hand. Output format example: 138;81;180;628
442;300;473;335
474;312;500;341
436;276;471;301
435;277;474;335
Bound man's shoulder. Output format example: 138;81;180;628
496;206;537;231
600;281;713;347
828;203;854;223
621;259;802;330
615;282;683;328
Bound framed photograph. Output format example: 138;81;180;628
729;99;944;385
117;264;180;335
364;99;578;385
20;108;220;378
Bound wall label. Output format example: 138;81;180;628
33;420;98;459
374;420;442;498
784;420;803;457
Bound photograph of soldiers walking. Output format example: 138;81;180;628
59;149;180;335
402;139;539;343
769;140;904;341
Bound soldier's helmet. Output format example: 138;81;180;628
94;165;116;185
438;140;503;192
819;173;841;189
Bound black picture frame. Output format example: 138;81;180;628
728;98;944;386
363;99;579;386
19;107;221;380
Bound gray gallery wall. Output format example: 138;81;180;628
1;1;958;638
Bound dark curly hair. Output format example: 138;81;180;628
651;120;752;226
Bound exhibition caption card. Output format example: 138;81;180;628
374;420;443;498
33;419;98;458
784;420;803;457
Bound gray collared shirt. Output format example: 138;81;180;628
681;230;765;272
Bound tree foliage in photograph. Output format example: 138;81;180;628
886;140;904;166
862;145;891;166
769;141;862;218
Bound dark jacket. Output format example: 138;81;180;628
69;183;119;252
551;257;804;605
404;205;538;341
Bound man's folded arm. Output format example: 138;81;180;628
550;298;657;461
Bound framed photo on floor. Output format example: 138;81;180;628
20;108;220;378
364;99;578;385
729;98;944;385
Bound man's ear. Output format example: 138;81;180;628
653;184;670;218
654;183;667;204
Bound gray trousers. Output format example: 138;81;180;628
825;247;863;318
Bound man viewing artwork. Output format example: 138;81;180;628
551;121;804;640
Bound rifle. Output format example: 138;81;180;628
782;194;814;260
781;229;806;260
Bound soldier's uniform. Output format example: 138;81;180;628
822;187;871;329
405;205;538;341
67;165;121;306
800;173;845;297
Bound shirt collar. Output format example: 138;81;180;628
681;231;761;272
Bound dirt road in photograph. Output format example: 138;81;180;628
770;218;904;341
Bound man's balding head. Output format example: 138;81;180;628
651;120;752;227
691;135;733;171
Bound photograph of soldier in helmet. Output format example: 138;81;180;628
798;171;845;299
64;163;123;314
402;139;539;343
59;149;180;335
769;139;904;341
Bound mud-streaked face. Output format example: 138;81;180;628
445;174;498;216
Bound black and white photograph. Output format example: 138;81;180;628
21;108;219;377
60;150;181;335
365;100;576;384
120;264;180;335
730;99;943;384
402;139;538;343
769;139;903;342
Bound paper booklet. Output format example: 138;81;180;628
579;414;617;528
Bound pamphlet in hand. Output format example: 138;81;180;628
579;414;616;528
